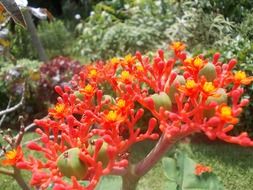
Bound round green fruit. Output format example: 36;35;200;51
101;95;115;111
204;88;227;118
74;91;84;100
87;141;109;168
57;148;88;180
167;75;185;103
151;92;172;112
198;63;217;82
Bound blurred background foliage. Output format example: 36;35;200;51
0;1;253;189
1;0;253;133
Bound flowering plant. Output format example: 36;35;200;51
2;42;253;190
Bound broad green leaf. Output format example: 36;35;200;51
95;175;122;190
162;150;224;190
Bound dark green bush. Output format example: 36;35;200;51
73;0;173;61
37;20;72;58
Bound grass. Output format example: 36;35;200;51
131;137;253;190
1;133;253;189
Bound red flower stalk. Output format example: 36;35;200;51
195;163;212;176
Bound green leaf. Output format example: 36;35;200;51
95;175;122;190
162;150;224;190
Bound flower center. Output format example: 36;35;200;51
234;71;246;81
117;99;126;108
89;69;97;78
185;80;197;89
84;84;94;94
170;42;185;51
55;103;65;114
110;57;120;65
5;149;17;160
121;71;131;81
106;110;118;122
220;106;232;117
124;54;134;63
193;57;204;68
203;82;216;93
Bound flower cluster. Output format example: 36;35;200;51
14;42;253;189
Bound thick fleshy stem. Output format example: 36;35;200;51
120;134;173;190
134;133;175;176
13;167;30;190
121;164;140;190
121;125;196;190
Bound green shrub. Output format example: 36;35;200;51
37;20;72;58
240;12;253;41
73;1;173;61
166;0;235;49
0;59;42;128
10;26;37;59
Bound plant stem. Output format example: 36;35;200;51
22;8;48;62
120;134;173;190
121;165;140;190
0;168;14;176
134;133;172;176
119;126;197;190
13;167;30;190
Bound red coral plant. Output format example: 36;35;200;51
13;42;253;190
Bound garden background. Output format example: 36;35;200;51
1;0;253;189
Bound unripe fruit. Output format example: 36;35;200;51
198;63;217;82
151;92;172;111
204;88;227;118
167;75;185;103
87;141;109;168
101;95;115;111
57;148;88;180
74;91;84;100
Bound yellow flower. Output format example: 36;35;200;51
88;69;97;78
111;57;120;65
49;103;68;119
233;71;253;85
170;42;186;52
202;82;216;94
55;103;65;114
124;54;135;64
117;99;126;108
136;65;144;72
1;146;23;166
178;79;198;96
105;110;118;122
185;80;197;90
220;106;232;117
80;84;95;96
193;57;204;69
120;70;133;83
234;71;246;81
217;104;238;124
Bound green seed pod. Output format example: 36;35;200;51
167;75;185;103
74;91;84;100
57;148;88;180
101;95;115;111
87;141;109;168
198;63;217;82
151;92;172;112
204;88;227;118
